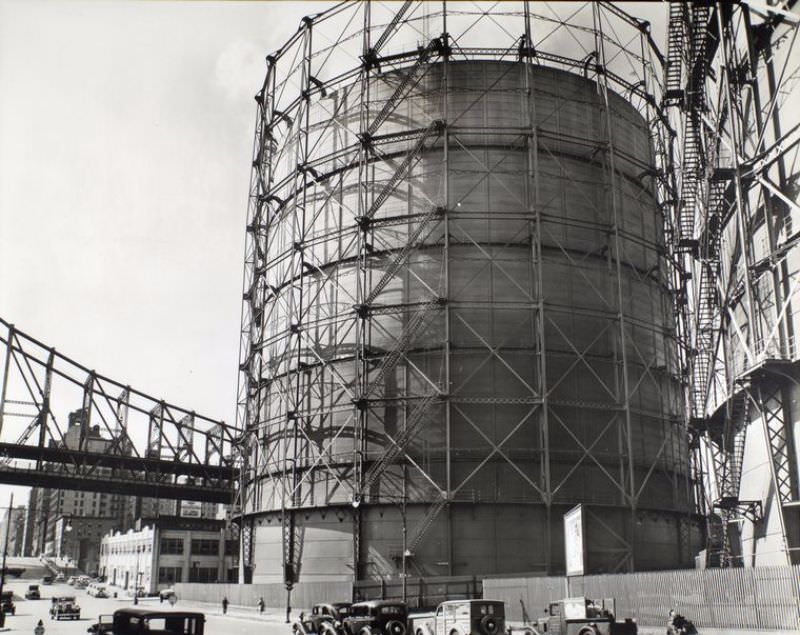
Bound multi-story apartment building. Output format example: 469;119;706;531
23;409;131;569
0;505;26;556
99;516;238;593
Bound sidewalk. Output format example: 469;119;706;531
153;597;295;624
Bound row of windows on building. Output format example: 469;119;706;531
160;539;238;556
157;566;238;584
104;539;238;557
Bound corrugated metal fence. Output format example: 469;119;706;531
354;575;482;609
483;565;800;631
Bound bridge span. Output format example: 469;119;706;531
0;318;238;504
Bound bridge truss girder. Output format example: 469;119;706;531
0;318;237;504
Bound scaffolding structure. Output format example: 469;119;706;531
236;1;705;586
665;1;800;569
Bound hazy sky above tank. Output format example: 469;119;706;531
0;1;666;506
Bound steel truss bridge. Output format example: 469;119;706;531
0;318;237;503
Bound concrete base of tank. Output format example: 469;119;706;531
248;504;703;583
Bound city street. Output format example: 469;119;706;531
0;580;289;635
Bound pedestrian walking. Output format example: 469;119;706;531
258;597;265;614
222;596;229;615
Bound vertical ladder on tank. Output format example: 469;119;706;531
365;37;447;137
687;4;711;112
664;2;686;105
715;389;750;565
677;3;711;252
691;178;726;415
678;116;702;251
365;297;446;396
360;119;444;226
360;392;439;495
406;495;449;554
691;261;717;414
363;207;446;307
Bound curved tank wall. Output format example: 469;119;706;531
246;60;699;581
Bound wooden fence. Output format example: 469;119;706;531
483;565;800;631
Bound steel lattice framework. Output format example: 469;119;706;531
665;1;800;569
0;318;237;503
236;1;702;585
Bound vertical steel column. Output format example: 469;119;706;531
352;0;372;581
440;1;453;577
755;380;796;567
0;324;13;437
522;0;552;573
594;3;636;571
36;350;55;472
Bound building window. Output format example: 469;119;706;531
158;567;183;584
224;540;239;556
188;567;217;583
190;539;218;556
160;538;183;555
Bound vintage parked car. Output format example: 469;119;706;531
50;595;81;620
107;608;205;635
538;598;637;635
295;602;353;635
411;600;505;635
342;601;407;635
86;614;114;635
25;585;41;600
0;590;15;615
42;575;54;585
55;573;66;583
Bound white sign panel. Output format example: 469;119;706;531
180;500;202;518
564;504;585;577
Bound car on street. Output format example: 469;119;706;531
108;608;205;635
42;575;53;585
87;614;114;635
159;588;177;601
50;595;81;620
67;576;77;585
538;598;637;635
342;601;408;635
55;572;66;583
410;600;505;635
296;602;352;635
25;584;41;600
75;578;89;590
0;590;15;615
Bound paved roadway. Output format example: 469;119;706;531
0;580;291;635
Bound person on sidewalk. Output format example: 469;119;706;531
222;597;229;615
258;597;265;614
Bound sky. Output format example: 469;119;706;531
0;0;668;510
0;0;330;507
